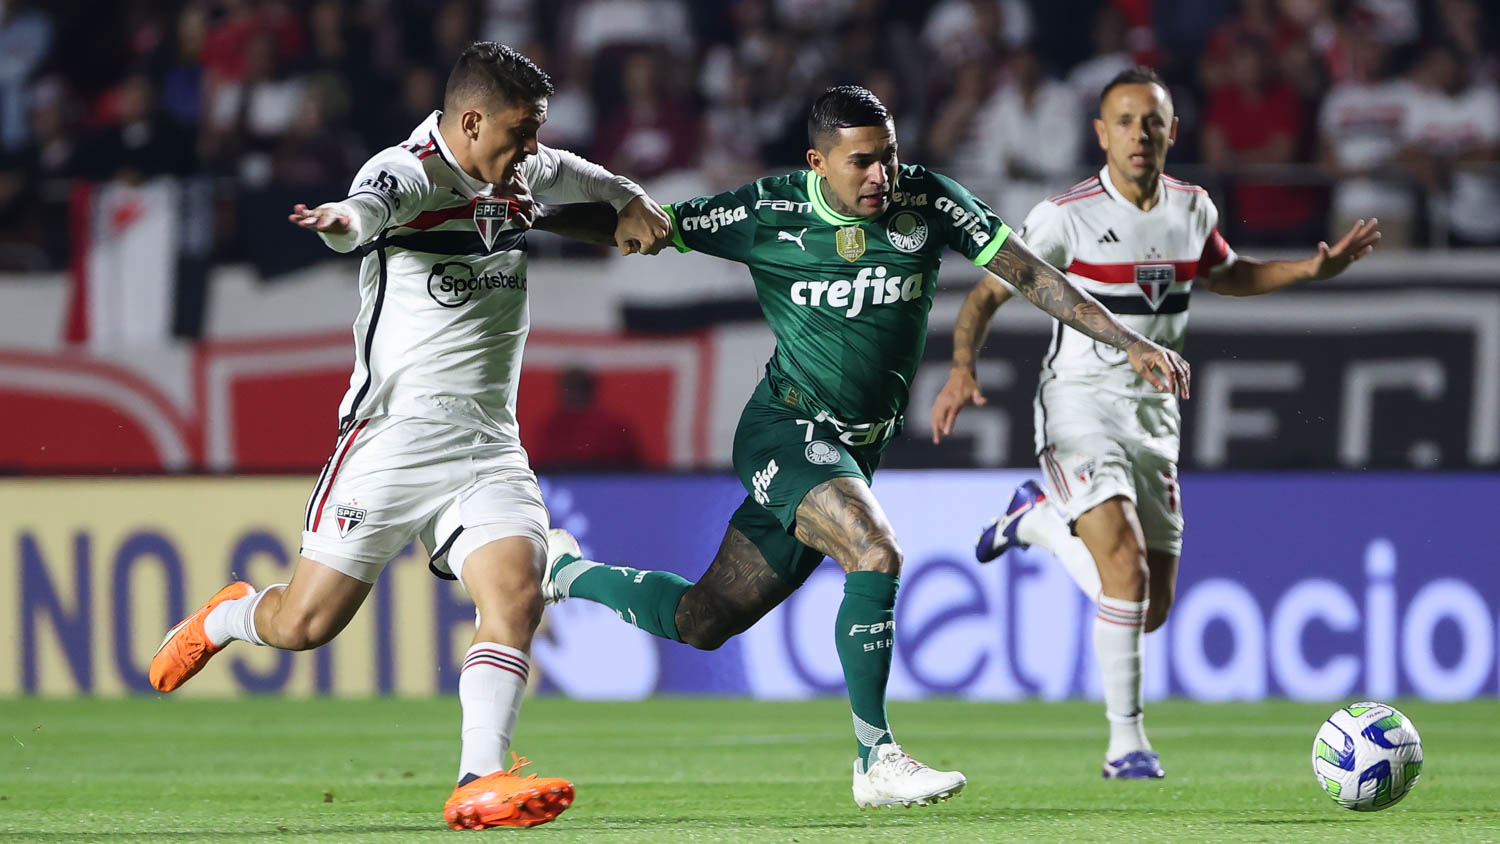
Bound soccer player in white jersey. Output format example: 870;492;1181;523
931;67;1380;779
148;42;672;829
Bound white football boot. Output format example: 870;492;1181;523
542;528;583;605
851;744;967;808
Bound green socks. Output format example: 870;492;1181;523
556;558;691;643
836;571;899;765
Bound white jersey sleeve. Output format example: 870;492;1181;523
996;199;1073;296
317;148;435;253
1196;195;1236;276
522;143;646;210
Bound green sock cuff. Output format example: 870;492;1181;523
844;571;899;605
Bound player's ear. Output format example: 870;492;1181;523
805;147;824;176
1093;117;1108;152
461;109;482;141
1167;115;1179;147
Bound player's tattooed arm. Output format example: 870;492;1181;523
794;478;900;575
985;235;1191;397
950;275;1014;373
532;202;619;246
985;235;1144;350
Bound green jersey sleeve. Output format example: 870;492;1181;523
664;185;759;262
924;170;1012;267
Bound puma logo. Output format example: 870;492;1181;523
778;227;808;251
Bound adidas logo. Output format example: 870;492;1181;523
1097;228;1121;244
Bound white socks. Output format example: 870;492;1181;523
1095;595;1150;759
1016;498;1103;599
203;585;279;647
458;643;530;781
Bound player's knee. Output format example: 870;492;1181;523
1098;539;1148;596
681;614;737;651
853;535;903;576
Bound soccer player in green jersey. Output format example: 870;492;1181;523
543;86;1190;808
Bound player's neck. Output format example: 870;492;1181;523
817;179;860;219
1107;166;1161;212
437;121;485;184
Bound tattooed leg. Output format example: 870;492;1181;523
794;477;903;762
673;527;798;650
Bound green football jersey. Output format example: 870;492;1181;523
665;164;1012;423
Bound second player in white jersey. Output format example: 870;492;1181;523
1013;166;1235;396
933;67;1379;782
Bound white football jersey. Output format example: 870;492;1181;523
1012;166;1235;396
317;112;643;457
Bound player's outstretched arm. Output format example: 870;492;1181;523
1203;218;1381;297
986;234;1191;398
931;275;1013;443
288;203;352;238
532;202;620;246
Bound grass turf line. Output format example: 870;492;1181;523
0;697;1495;842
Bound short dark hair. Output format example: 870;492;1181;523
444;42;555;114
1098;66;1171;112
807;85;892;150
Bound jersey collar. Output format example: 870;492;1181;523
422;110;489;197
1096;164;1164;213
807;171;869;226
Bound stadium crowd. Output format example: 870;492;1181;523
0;0;1497;274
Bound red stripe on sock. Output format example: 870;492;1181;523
1096;613;1146;627
462;657;529;679
466;649;528;672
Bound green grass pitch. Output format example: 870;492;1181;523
0;697;1495;842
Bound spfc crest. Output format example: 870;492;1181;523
473;198;514;251
336;504;367;538
1134;264;1174;310
836;226;866;262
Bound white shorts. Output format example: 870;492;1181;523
301;416;550;583
1033;380;1184;555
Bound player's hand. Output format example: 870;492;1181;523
1310;217;1380;280
930;366;987;444
288;203;351;235
497;169;537;230
1127;340;1190;398
615;195;673;256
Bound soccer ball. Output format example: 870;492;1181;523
1311;702;1423;811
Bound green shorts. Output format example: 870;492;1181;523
728;377;894;584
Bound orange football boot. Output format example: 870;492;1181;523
443;754;575;830
149;581;255;692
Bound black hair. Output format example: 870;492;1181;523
443;41;555;114
1098;66;1171;113
807;85;892;151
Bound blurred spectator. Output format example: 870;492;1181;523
569;0;691;60
1067;7;1135;115
1154;0;1237;69
926;59;997;194
89;73;195;184
1203;34;1322;244
394;66;442;136
159;4;208;127
1431;0;1498;85
1317;24;1416;245
1356;0;1420;47
203;31;308;186
1398;44;1500;246
972;44;1082;225
0;0;54;151
701;60;764;189
0;146;43;269
529;368;645;471
594;50;699;181
921;0;1032;69
1200;0;1305;93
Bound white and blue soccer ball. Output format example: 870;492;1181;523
1312;702;1423;811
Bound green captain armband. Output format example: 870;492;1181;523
662;204;692;253
971;222;1012;267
